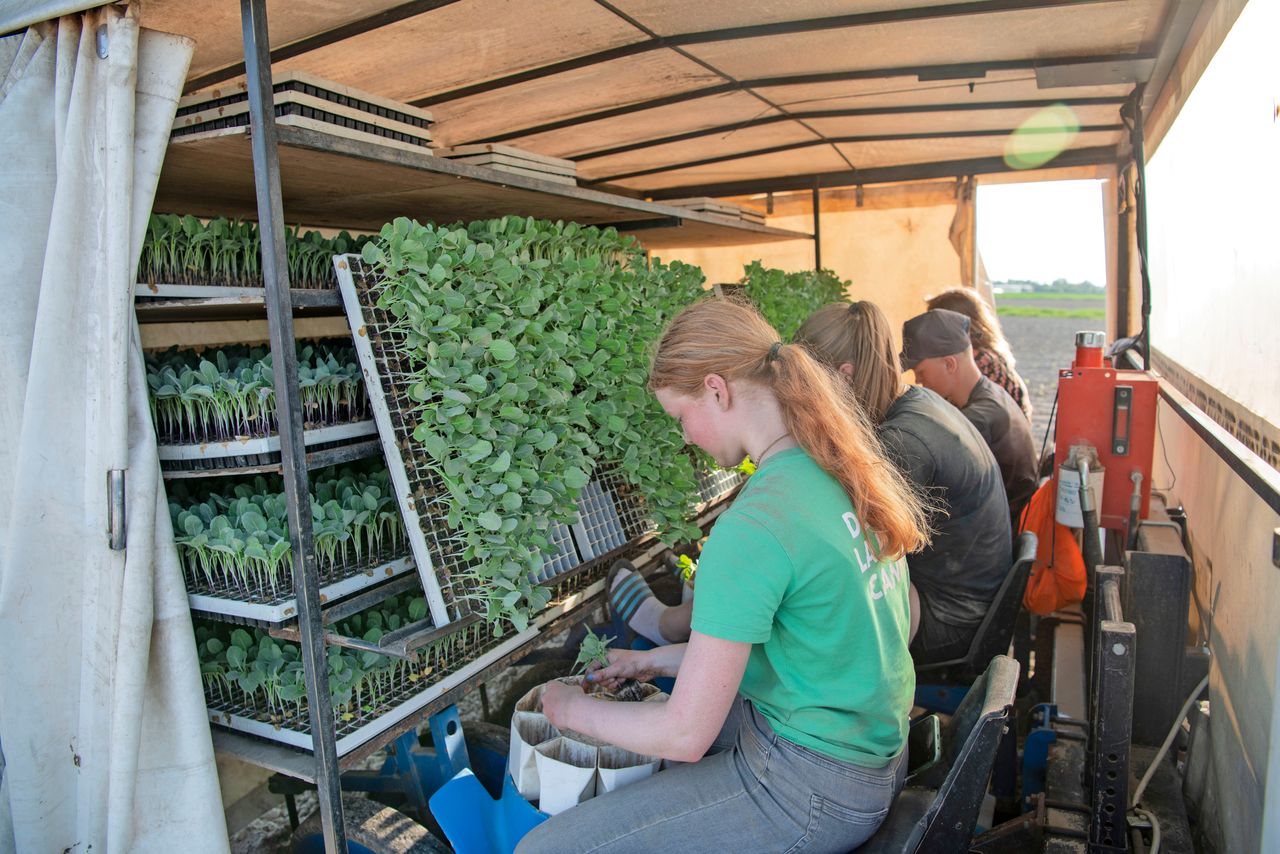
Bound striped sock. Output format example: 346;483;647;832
609;567;668;646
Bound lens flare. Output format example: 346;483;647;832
1004;103;1081;170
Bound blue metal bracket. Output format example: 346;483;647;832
1022;702;1059;811
340;705;474;820
914;683;970;715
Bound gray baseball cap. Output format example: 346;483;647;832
899;309;971;371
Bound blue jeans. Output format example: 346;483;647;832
516;696;906;853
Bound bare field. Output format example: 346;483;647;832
1001;305;1105;449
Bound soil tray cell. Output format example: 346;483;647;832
187;553;416;626
206;622;536;756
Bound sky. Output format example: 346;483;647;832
977;180;1107;286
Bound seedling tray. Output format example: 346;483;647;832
159;419;376;463
176;71;434;156
187;553;416;626
534;520;582;585
570;465;655;561
205;623;537;755
139;283;276;299
696;467;744;504
334;254;478;629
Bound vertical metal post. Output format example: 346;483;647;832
812;182;822;271
1128;83;1151;370
239;0;346;849
1090;573;1135;853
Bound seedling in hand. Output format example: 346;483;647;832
574;628;616;675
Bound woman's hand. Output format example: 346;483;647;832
585;646;684;690
540;680;583;730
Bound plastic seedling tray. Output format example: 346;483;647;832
570;466;655;561
187;553;415;625
696;467;745;504
158;419;376;462
139;283;274;299
333;254;478;629
534;520;581;585
570;479;626;560
206;622;538;756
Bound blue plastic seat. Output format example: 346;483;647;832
429;770;548;854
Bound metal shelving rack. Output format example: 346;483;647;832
154;3;756;847
235;1;347;843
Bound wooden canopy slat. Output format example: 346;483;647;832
616;129;1122;191
680;0;1165;80
138;0;1183;201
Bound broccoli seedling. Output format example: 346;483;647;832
736;455;757;476
574;628;616;675
676;554;698;583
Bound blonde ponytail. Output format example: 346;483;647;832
650;298;929;558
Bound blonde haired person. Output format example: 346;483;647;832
927;287;1032;421
518;299;927;854
795;301;1012;665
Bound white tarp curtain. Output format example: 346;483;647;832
0;2;104;34
1147;0;1280;428
0;6;229;852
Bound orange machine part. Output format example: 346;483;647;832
1054;365;1160;530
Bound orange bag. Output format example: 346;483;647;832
1019;479;1087;615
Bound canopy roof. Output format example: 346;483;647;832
138;0;1196;201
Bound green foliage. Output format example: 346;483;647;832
738;261;849;340
139;214;372;289
146;342;367;443
169;463;403;595
194;596;492;722
574;628;615;674
357;215;706;632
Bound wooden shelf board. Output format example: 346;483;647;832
134;288;343;323
153;125;810;249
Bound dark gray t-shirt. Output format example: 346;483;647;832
960;376;1038;519
879;386;1012;627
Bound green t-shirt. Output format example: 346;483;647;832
691;447;914;766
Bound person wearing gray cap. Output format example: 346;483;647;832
900;309;1037;522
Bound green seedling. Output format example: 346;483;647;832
195;597;496;724
736;456;757;476
139;214;372;289
737;261;848;341
358;215;708;633
170;462;404;595
676;554;698;583
147;342;367;444
574;628;616;675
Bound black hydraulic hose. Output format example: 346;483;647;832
1079;457;1104;576
1122;83;1152;369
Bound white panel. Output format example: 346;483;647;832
1153;392;1280;854
1146;0;1280;426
